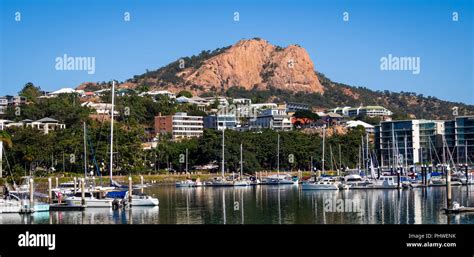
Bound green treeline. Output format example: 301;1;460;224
1;84;367;179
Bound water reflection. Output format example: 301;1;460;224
1;185;474;224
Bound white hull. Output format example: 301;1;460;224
131;197;159;206
65;197;112;208
0;199;21;213
301;182;339;190
176;181;203;187
233;180;251;186
365;184;400;189
206;180;234;187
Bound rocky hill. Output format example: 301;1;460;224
77;38;473;120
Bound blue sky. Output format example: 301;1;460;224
1;0;472;104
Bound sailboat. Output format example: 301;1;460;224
206;129;234;186
0;145;21;213
64;122;113;208
366;128;400;189
233;143;250;186
260;133;298;185
176;149;203;187
302;127;343;190
106;81;158;206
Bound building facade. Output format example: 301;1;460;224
0;117;66;134
455;116;474;164
203;114;237;130
375;116;474;166
376;120;439;166
154;112;203;140
251;108;292;131
331;105;393;119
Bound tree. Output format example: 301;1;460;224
293;110;320;121
292;110;320;128
0;131;13;148
19;82;41;102
177;90;192;98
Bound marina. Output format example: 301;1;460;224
0;184;473;224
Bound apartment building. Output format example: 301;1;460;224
331;105;393;119
251;108;292;131
203;114;237;130
154;112;203;140
374;116;474;166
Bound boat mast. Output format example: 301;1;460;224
329;144;334;173
456;140;459;165
322;127;325;174
84;122;87;179
109;80;115;183
380;127;384;169
0;140;3;178
404;134;408;175
358;144;361;171
366;133;369;174
392;123;396;173
442;137;446;165
429;136;433;164
185;148;188;174
466;140;468;165
420;146;423;166
338;144;342;172
361;136;365;174
240;143;243;180
444;136;458;173
277;133;280;178
221;129;225;178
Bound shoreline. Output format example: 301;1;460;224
1;171;312;188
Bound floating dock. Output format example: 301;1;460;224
443;207;474;214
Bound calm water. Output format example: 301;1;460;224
1;185;474;224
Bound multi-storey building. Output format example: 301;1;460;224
455;116;474;163
233;98;252;106
154;112;203;140
331;105;393;119
203;114;237;130
286;102;311;112
376;120;439;165
251;108;292;131
375;116;474;166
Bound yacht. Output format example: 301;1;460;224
0;195;21;213
205;177;234;187
260;174;298;185
176;178;203;187
429;176;446;186
8;192;50;212
344;174;373;189
65;191;113;208
249;176;261;186
10;176;33;194
52;181;79;196
301;177;341;190
128;192;159;206
366;176;400;189
233;179;251;186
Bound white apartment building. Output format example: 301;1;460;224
155;112;203;140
